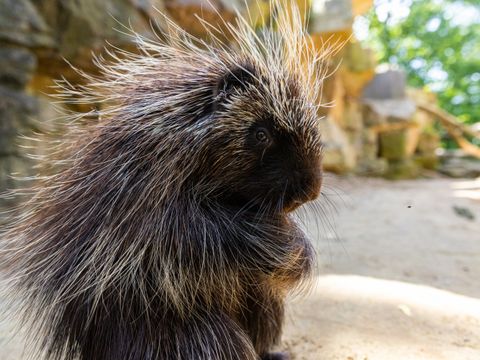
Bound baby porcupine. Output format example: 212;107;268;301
1;1;327;359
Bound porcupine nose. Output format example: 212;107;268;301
296;168;322;200
286;168;322;211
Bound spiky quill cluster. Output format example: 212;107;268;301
1;1;329;359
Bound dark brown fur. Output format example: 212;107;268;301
1;3;326;359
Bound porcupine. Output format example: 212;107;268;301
1;2;327;359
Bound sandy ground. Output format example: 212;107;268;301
283;175;480;360
1;176;479;359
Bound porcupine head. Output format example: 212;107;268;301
0;0;327;358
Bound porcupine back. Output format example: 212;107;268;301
0;1;330;359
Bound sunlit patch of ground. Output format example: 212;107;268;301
452;178;480;201
284;275;480;360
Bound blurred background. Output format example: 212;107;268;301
0;0;479;359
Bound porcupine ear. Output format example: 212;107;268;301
212;65;256;110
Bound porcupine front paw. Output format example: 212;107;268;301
261;352;290;360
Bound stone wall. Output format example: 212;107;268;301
0;0;48;206
0;0;167;207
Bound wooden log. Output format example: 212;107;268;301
416;102;480;158
416;102;480;139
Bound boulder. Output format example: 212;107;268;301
362;103;387;126
0;0;53;48
33;0;164;78
0;0;168;202
0;86;38;204
319;116;356;173
356;158;389;177
362;69;407;100
0;47;37;89
384;159;420;180
342;101;364;131
360;128;378;160
438;151;480;178
363;98;416;122
414;154;439;170
379;128;419;161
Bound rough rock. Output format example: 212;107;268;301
363;98;417;121
0;0;167;202
379;128;419;161
356;157;389;176
379;129;408;161
438;153;480;178
385;159;420;180
342;101;364;131
362;103;387;126
0;0;54;48
0;47;37;89
0;86;38;206
319;116;356;173
363;69;407;100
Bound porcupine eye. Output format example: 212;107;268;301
254;127;271;146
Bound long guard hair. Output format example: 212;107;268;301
1;1;332;359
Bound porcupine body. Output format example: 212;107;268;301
1;2;326;359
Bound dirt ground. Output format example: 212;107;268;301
283;175;480;360
1;176;479;359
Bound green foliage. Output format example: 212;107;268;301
363;0;480;125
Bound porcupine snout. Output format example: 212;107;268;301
284;158;322;212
